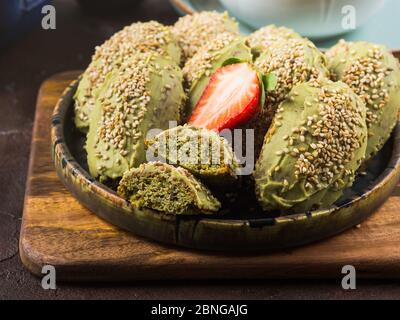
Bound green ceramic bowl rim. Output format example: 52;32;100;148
51;78;400;229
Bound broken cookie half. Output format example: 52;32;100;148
145;125;239;185
117;162;221;215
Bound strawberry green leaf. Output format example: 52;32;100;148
263;73;277;92
221;58;245;67
258;72;266;109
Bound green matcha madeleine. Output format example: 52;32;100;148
327;40;400;160
86;52;186;182
246;25;301;55
183;32;252;117
250;37;329;157
172;11;239;61
146;125;239;185
255;37;329;108
118;162;221;215
74;21;181;132
254;79;368;213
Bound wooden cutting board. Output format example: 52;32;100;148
20;71;400;281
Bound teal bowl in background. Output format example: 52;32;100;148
219;0;386;39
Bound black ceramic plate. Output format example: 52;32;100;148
51;79;400;251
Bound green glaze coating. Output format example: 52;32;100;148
146;125;239;185
172;11;239;61
118;162;221;215
86;52;186;182
254;79;368;213
183;33;252;118
74;21;181;131
327;40;400;160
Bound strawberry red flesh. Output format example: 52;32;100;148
188;63;261;132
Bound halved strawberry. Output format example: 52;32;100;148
188;63;261;132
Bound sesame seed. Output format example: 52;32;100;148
283;179;289;186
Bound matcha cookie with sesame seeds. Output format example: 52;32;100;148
183;33;252;117
117;162;221;215
246;25;302;56
326;40;400;160
172;11;239;61
74;21;182;132
86;52;186;182
145;125;240;185
255;37;329;109
254;79;368;213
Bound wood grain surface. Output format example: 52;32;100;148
19;70;400;281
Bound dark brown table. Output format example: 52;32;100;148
1;0;400;300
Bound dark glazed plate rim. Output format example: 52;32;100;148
51;78;400;251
